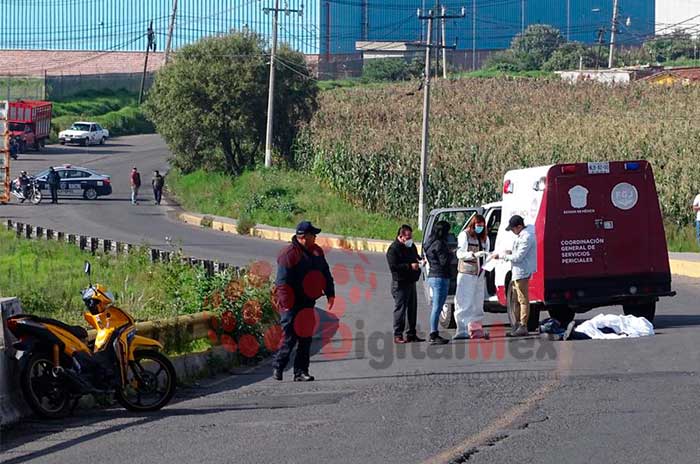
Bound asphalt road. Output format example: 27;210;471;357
2;136;700;463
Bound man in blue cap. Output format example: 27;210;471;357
272;220;335;381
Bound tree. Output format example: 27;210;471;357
644;30;696;63
510;24;566;70
145;32;317;175
543;42;600;71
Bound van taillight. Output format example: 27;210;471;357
561;165;577;174
624;162;641;171
503;179;513;194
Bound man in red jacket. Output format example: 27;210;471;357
272;221;335;382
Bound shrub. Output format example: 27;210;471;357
236;213;257;236
363;58;417;82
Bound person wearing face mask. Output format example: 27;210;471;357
454;214;490;340
386;224;425;344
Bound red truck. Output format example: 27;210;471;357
7;100;52;153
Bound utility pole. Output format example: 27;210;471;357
263;0;302;168
566;0;571;40
139;20;156;105
521;0;525;34
441;6;448;79
434;0;439;78
164;0;178;64
419;13;432;231
417;7;465;230
595;28;605;70
472;0;477;70
608;0;619;69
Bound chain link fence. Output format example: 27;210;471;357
0;76;45;101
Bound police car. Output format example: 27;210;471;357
34;165;112;200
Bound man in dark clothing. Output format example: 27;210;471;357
130;167;141;205
152;170;164;205
386;224;425;344
46;167;60;204
272;221;335;382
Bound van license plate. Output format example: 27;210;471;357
588;162;610;174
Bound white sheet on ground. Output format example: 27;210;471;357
573;314;654;340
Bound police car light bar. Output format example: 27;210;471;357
561;164;577;174
624;162;640;171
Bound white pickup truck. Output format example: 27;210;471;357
59;122;109;146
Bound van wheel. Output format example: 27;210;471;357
439;303;456;329
623;302;656;323
506;284;540;332
548;306;575;326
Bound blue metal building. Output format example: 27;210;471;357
0;0;655;56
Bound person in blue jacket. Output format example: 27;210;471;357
272;221;335;382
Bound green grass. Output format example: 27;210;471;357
52;89;137;117
665;223;700;253
168;168;421;241
0;229;204;326
0;77;45;100
454;69;557;79
658;59;700;68
49;89;154;141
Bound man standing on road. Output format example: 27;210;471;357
386;224;425;344
272;221;335;382
130;167;141;205
152;170;164;205
693;193;700;245
493;215;537;337
47;167;60;204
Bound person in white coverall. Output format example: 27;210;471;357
454;214;490;339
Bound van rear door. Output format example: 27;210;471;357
594;161;651;276
553;165;608;279
422;208;478;300
553;162;653;278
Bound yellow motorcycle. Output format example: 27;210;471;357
6;262;177;418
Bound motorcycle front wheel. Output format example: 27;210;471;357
20;352;72;419
115;350;177;412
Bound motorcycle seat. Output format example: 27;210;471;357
29;315;89;340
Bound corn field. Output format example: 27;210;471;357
295;78;700;226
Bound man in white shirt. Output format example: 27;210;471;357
493;215;537;337
693;194;700;245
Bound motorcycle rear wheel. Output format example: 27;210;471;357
31;189;42;205
115;350;177;412
20;352;72;419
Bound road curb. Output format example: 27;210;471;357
180;213;700;277
178;211;398;253
669;259;700;279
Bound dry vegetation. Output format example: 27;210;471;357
296;78;700;226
